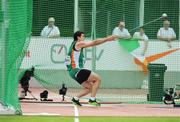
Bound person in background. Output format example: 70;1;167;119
157;20;176;48
133;27;149;56
112;21;131;39
41;17;60;38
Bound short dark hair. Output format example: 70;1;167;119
73;31;84;41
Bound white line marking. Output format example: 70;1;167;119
74;105;79;122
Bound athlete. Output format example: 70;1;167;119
65;31;118;106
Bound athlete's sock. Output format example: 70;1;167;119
90;97;96;101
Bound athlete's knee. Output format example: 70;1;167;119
94;75;101;83
86;84;93;90
83;82;92;90
90;73;101;82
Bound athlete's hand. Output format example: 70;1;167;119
106;35;119;41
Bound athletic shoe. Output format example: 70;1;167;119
71;97;82;106
88;99;101;106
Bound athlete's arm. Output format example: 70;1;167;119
76;35;118;49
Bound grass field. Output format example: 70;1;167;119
0;116;180;122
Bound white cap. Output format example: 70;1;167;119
162;13;167;18
48;17;55;22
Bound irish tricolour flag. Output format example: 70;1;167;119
119;38;145;62
119;38;180;74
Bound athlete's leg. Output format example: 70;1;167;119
76;81;92;98
76;72;101;99
71;69;101;106
87;72;101;98
71;69;92;106
72;81;92;106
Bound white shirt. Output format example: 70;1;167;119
133;32;149;41
112;27;130;37
41;25;60;37
157;27;176;38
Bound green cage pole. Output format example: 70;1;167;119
0;0;8;105
74;0;79;32
91;0;96;71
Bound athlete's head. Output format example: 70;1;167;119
73;31;85;42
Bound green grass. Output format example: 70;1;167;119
0;116;180;122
